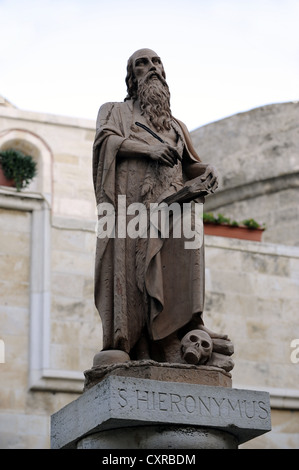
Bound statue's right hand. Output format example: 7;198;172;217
149;143;181;167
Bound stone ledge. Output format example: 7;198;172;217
205;232;299;258
204;172;299;212
83;360;232;391
0;105;95;130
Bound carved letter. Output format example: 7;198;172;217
212;397;226;416
158;392;168;411
118;388;127;407
185;395;196;413
244;400;256;419
258;400;269;419
227;399;242;417
170;393;182;412
136;389;149;409
198;396;211;415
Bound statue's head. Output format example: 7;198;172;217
125;48;166;101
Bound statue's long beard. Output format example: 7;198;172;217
137;73;172;132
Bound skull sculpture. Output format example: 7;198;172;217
181;330;213;365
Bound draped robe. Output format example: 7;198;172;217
93;99;205;354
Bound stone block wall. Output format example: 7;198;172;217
0;105;101;447
50;225;101;373
204;236;299;448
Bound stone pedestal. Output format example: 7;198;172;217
83;360;233;391
76;425;238;449
51;366;271;449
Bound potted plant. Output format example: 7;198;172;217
203;212;265;242
0;148;37;191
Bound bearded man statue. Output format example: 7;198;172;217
92;49;225;367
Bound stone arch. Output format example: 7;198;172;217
0;128;53;204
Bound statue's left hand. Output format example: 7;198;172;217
199;164;219;193
185;162;219;193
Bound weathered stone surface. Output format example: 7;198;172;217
51;375;271;449
204;236;299;392
77;425;238;449
83;361;232;390
191;102;299;246
191;102;299;190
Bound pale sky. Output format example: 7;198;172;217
1;0;298;130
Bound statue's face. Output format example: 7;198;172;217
131;48;165;83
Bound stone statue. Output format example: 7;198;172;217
91;48;233;374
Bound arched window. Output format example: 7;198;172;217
0;129;53;204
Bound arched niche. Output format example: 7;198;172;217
0;128;53;204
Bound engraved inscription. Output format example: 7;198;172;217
118;387;269;420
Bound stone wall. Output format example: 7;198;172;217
191;102;299;246
0;105;101;447
204;236;299;448
191;104;299;448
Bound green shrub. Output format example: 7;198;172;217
0;149;37;191
203;212;265;230
242;218;265;230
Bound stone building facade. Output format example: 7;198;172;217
192;102;299;448
0;97;298;448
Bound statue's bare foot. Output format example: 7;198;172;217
92;350;130;368
198;324;230;341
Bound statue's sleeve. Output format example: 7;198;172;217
93;102;127;205
175;118;202;163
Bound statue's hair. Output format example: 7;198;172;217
124;58;138;101
124;54;166;101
